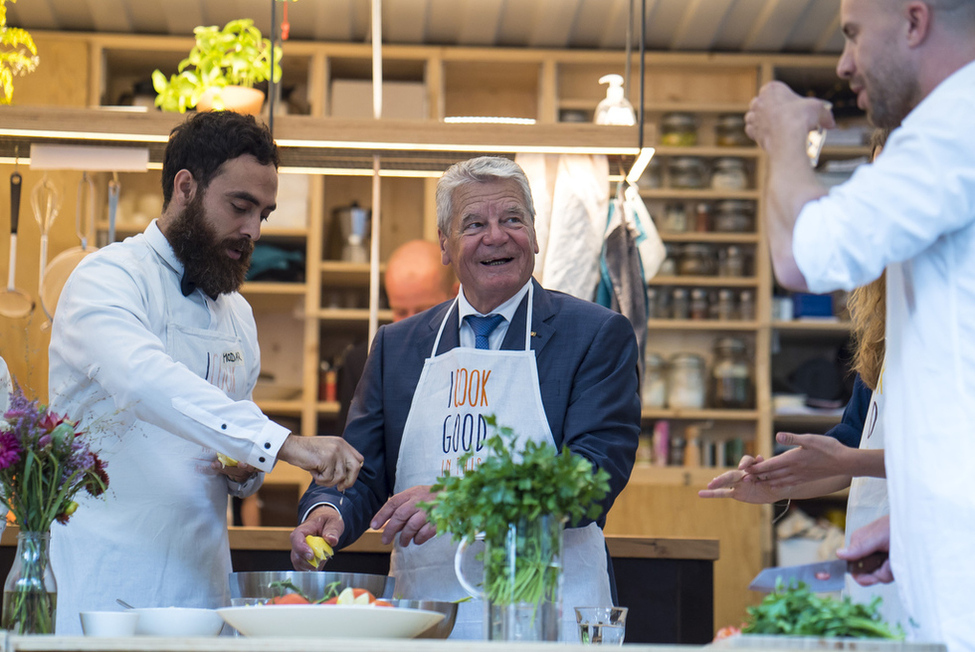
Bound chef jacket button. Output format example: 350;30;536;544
264;442;271;449
221;424;227;430
258;457;266;463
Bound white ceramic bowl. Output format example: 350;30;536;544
79;611;140;637
131;607;224;636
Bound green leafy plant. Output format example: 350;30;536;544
742;580;903;639
423;416;610;608
0;0;39;105
151;18;281;113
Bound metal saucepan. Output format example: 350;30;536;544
41;173;97;320
31;172;61;328
0;171;34;319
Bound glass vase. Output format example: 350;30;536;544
2;531;58;634
483;514;564;642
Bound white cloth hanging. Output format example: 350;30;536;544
517;153;609;300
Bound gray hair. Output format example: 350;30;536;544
435;156;536;235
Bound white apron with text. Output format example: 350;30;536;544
391;284;611;641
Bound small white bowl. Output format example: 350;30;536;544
132;607;224;636
80;611;140;637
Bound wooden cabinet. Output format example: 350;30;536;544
0;32;861;634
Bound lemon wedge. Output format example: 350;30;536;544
216;453;238;468
305;534;334;568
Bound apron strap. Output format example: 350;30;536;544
430;283;535;356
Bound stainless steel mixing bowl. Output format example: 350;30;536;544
229;571;394;602
388;599;458;639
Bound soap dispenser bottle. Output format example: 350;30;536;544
594;74;636;126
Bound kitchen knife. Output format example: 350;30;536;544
749;551;888;593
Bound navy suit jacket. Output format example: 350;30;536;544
299;279;642;548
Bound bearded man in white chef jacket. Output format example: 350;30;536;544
744;0;975;648
291;156;641;641
48;111;364;634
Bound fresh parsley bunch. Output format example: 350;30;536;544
424;416;610;544
422;416;610;607
743;580;903;639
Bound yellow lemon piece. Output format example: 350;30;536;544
216;453;238;468
305;535;333;568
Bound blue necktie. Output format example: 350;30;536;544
465;314;505;350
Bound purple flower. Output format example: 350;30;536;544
0;432;22;469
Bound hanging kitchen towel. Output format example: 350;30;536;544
514;153;558;281
596;190;649;380
623;183;665;279
517;153;609;300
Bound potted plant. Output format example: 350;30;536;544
0;0;39;105
151;18;280;114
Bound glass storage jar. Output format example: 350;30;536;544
670;288;690;319
660;112;698;146
660;202;688;233
715;114;749;147
678;244;715;276
690;289;709;320
668;156;708;189
667;353;706;409
710;337;754;408
710;157;748;190
713;200;755;233
637;156;663;189
718;245;746;277
716;289;736;321
739;290;755;321
642;353;667;408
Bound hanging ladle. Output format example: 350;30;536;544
0;169;34;319
31;172;61;329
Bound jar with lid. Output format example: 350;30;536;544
713;200;755;233
739;290;755;321
718;245;746;277
642;353;667;408
637;156;663;189
660;202;688;233
690;288;709;320
659;244;678;276
715;114;749;147
710;157;748;190
716;289;736;321
668;156;708;189
710;337;754;408
678;244;715;276
660;112;698;146
670;288;689;319
667;352;706;409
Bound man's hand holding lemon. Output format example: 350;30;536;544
211;453;259;484
290;505;344;570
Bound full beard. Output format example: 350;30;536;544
167;193;254;297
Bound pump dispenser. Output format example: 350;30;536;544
594;74;636;126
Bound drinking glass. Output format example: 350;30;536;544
575;606;627;645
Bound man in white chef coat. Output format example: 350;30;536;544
48;111;364;634
744;0;975;647
291;156;641;641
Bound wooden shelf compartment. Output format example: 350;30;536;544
640;188;760;201
642;408;760;421
659;232;760;244
320;261;386;286
647;318;759;331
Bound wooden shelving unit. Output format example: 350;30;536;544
0;31;861;633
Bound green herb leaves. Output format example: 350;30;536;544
422;416;611;546
743;580;903;639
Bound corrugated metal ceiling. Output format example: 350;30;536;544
7;0;845;55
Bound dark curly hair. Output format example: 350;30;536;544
161;111;279;210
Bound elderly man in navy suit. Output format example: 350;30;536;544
290;156;641;640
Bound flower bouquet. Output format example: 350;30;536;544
423;416;610;641
0;385;109;634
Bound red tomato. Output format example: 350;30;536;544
373;600;393;608
268;593;310;605
713;625;741;641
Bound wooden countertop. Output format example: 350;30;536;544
228;526;719;561
0;525;717;562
